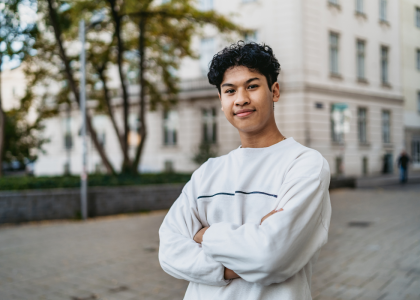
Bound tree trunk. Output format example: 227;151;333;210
46;0;116;175
97;66;129;163
108;0;131;173
0;53;4;177
132;16;147;174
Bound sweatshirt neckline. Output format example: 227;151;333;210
236;137;295;156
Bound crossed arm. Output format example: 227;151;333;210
192;209;284;280
159;166;330;286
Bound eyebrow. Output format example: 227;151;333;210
221;77;260;88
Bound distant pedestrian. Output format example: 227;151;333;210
397;151;410;183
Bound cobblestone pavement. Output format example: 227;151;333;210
0;185;419;300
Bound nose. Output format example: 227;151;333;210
234;87;250;106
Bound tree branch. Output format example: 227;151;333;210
96;64;130;164
132;17;147;173
108;0;131;172
46;0;116;175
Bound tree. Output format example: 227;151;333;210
0;0;37;176
30;0;244;174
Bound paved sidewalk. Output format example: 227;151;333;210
0;185;419;300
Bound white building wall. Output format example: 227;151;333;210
33;0;405;177
401;0;420;169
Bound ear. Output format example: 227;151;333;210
218;93;224;111
272;82;280;103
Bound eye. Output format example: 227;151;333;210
225;89;235;94
248;84;259;89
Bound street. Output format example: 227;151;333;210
0;185;419;300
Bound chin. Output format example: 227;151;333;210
235;123;262;133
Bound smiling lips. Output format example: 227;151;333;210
235;109;255;117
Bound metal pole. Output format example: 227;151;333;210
79;20;87;220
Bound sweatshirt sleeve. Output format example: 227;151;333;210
201;158;331;286
158;168;230;286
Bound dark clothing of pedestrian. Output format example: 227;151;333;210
398;154;410;183
398;154;410;169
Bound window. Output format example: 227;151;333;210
416;7;420;28
331;104;344;143
329;32;339;75
356;40;366;80
382;110;391;144
356;0;364;13
382;153;393;174
417;49;420;70
200;37;216;76
379;0;387;21
163;110;178;145
199;0;213;11
202;108;217;143
164;160;174;173
93;116;107;147
245;30;258;43
358;108;367;143
63;117;73;150
380;46;389;84
335;156;343;175
362;157;368;175
413;139;420;164
418;92;420;113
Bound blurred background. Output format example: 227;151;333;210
0;0;419;299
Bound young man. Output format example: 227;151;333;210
159;42;331;300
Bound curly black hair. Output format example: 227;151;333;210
207;41;281;93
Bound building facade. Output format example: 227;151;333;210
34;0;405;177
401;0;420;169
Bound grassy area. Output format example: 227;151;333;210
0;173;192;191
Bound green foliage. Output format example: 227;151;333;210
0;173;192;191
25;0;245;173
0;0;38;64
1;0;42;169
3;108;47;164
193;141;217;165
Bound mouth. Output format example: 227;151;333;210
234;109;255;118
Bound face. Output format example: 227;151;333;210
218;66;280;134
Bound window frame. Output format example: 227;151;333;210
331;104;344;143
379;0;387;21
163;110;178;146
417;91;420;114
356;0;364;13
202;107;217;144
329;32;340;75
63;116;73;151
416;49;420;70
200;37;216;76
382;109;391;144
357;107;368;144
356;39;366;80
380;46;389;85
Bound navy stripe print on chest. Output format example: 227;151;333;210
197;191;277;199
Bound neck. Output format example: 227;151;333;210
239;122;285;148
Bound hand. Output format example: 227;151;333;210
224;268;240;280
193;227;209;244
260;208;283;224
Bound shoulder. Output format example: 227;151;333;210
284;142;330;184
191;152;231;181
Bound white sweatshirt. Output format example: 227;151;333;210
159;137;331;300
